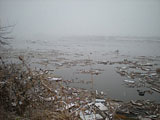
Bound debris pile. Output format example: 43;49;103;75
114;100;160;120
0;57;108;119
111;58;160;94
77;69;104;75
1;56;160;120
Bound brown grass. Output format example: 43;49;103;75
0;57;82;119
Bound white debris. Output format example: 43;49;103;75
11;102;16;106
55;63;63;66
124;79;135;84
0;81;6;84
87;102;94;106
95;103;108;111
19;101;22;105
105;117;109;120
48;77;62;81
55;90;58;93
44;97;55;101
80;111;103;120
150;73;157;76
151;87;160;93
39;96;55;101
121;66;127;69
95;99;105;103
96;90;98;95
144;63;153;66
65;103;75;109
100;91;104;95
130;100;143;106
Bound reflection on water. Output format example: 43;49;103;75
6;36;160;102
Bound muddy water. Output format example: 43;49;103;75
7;37;160;102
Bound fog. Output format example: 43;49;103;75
0;0;160;39
1;0;160;102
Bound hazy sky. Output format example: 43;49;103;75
0;0;160;38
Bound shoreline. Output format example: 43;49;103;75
1;45;160;102
0;57;160;119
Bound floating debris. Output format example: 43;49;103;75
137;90;146;96
124;79;135;84
97;61;109;65
1;44;160;119
113;58;160;94
151;87;160;93
114;100;160;120
77;69;103;75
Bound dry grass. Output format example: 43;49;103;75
0;57;83;120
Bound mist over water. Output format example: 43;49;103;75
7;36;160;102
0;0;160;39
1;0;160;102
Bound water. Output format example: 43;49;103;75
8;36;160;102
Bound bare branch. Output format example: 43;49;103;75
0;24;15;45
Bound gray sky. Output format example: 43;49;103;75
0;0;160;38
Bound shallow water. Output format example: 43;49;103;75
8;36;160;102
